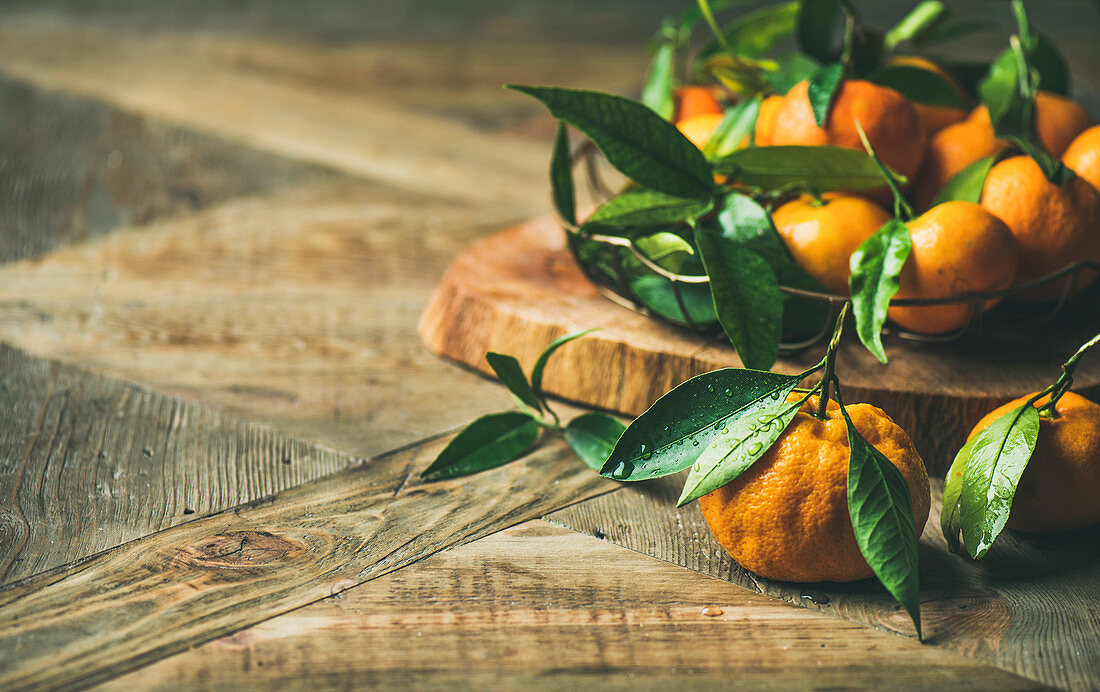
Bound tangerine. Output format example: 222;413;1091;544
886;56;970;136
1062;124;1100;193
677;112;726;150
912;109;1003;211
674;84;724;123
753;94;785;146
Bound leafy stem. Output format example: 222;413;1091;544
1037;330;1100;416
854;121;914;220
696;0;735;57
816;302;850;419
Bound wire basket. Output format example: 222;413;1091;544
565;140;1100;353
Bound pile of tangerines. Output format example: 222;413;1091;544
675;66;1100;335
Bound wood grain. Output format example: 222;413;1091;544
421;217;1100;475
547;478;1100;691
0;433;615;691
101;521;1043;691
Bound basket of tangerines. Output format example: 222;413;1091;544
510;0;1100;370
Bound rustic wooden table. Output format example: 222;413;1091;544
0;2;1097;690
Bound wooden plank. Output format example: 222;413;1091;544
0;434;615;691
0;343;351;586
99;521;1043;691
548;479;1100;691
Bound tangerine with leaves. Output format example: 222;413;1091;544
1062;124;1100;193
699;395;930;583
912;108;1004;211
888;201;1019;335
772;192;891;295
964;391;1100;533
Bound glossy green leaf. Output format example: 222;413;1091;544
1028;32;1069;96
507;85;715;198
712;145;899;191
842;399;922;638
930;153;998;207
630;276;719;325
849;219;912;364
703;97;760;160
584;188;714;230
768;52;821;94
421;412;540;480
979;44;1035;140
882;0;947;50
798;0;842;64
485;352;542;413
530;328;599;399
550;122;576;225
959;404;1040;559
677;389;804;506
566;412;627;471
695;224;783;370
940;432;976;554
642;30;676;120
600;368;803;481
630;232;696;273
868;64;971;109
698;1;800;60
808;63;844;127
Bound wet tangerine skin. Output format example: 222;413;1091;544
1063;124;1100;193
912;109;1004;212
769;79;927;185
966;391;1100;533
772;192;891;295
889;201;1019;335
981;156;1100;302
699;397;930;583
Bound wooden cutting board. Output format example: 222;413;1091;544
420;215;1100;475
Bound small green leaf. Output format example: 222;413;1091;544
694;224;784;370
486;352;542;413
930;153;998;207
697;1;801;60
600;369;803;481
882;0;947;50
808;63;844;127
508;85;716;198
940;432;976;554
584;188;714;230
642;30;676;120
798;0;842;64
868;64;971;110
629;276;719;325
959;404;1040;559
550;123;576;225
712;145;901;191
629;232;696;273
677;391;804;506
842;400;922;638
1028;32;1069;96
768;52;821;94
703;97;760;160
530;328;599;399
849;219;912;364
566;413;627;471
421;412;540;480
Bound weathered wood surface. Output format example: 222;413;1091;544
548;478;1100;691
0;343;351;586
0;434;614;691
422;218;1100;475
102;521;1043;692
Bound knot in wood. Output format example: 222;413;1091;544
176;530;302;570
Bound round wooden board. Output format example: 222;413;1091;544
420;216;1100;475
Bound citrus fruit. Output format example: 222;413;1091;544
674;84;724;123
772;192;891;294
969;91;1092;157
1062;124;1100;193
677;112;726;149
981;155;1100;301
964;391;1100;533
753;93;785;146
768;79;927;184
886;56;969;136
888;201;1019;334
911;109;1004;211
699;395;930;583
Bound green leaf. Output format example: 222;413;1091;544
421;412;540;480
677;390;804;506
629;275;719;325
842;400;922;638
600;368;803;481
808;63;844;127
959;404;1040;559
530;328;599;399
584;188;714;230
566;413;627;471
930;154;998;207
698;1;800;60
868;64;971;110
1028;32;1069;96
849;219;912;364
642;30;676;120
979;45;1035;140
940;432;976;554
798;0;842;64
485;352;542;413
704;96;760;160
507;85;716;198
694;224;784;370
550;123;576;225
882;0;947;50
629;232;696;273
768;52;821;94
712;145;900;191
